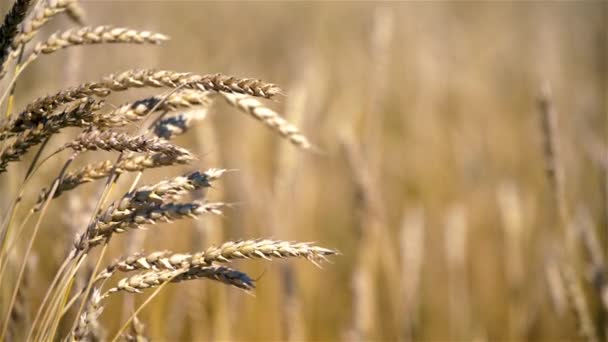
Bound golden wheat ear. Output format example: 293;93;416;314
0;0;79;80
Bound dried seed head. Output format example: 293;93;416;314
0;99;103;173
153;109;209;140
96;240;338;285
36;152;194;206
107;265;255;295
95;89;211;128
62;130;191;157
176;266;255;291
192;239;338;267
0;0;76;79
11;70;279;135
221;93;311;149
129;169;226;205
86;201;226;248
71;288;105;342
64;1;86;25
23;26;169;66
123;315;149;342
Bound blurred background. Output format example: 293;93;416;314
1;1;607;341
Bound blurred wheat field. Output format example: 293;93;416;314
0;1;607;341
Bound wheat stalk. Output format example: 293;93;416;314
0;2;341;340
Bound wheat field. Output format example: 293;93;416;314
0;1;606;341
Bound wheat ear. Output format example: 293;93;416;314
70;288;105;342
0;99;102;172
22;25;168;66
83;201;226;248
98;240;338;280
61;130;191;156
95;89;212;128
0;0;77;79
36;152;194;205
64;1;86;25
221;92;311;149
106;265;255;295
7;69;280;135
123;315;148;342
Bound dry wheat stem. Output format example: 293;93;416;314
563;265;600;342
221;92;311;149
538;85;569;229
0;155;74;341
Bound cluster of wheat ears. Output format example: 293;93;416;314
0;1;338;341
